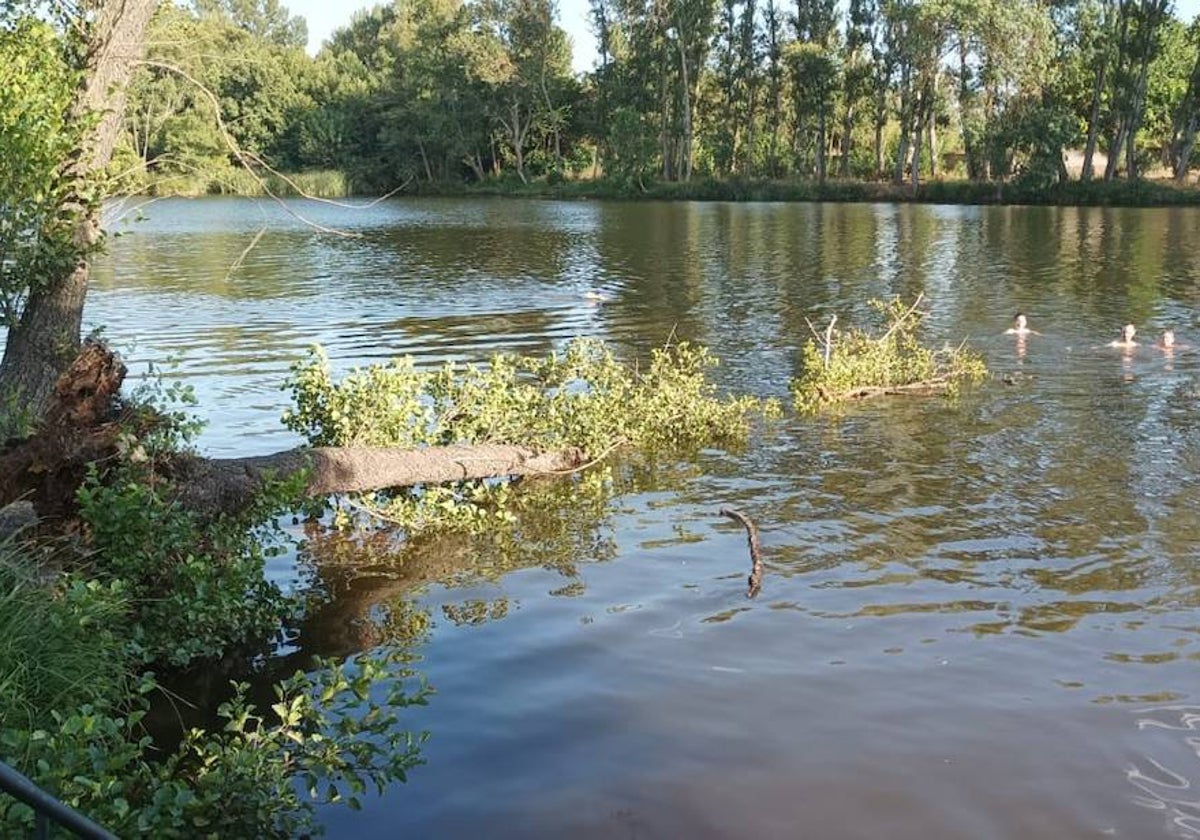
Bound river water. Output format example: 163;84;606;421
86;197;1200;838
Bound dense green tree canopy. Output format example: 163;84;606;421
0;19;78;329
13;0;1200;194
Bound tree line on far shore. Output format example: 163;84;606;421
111;0;1200;193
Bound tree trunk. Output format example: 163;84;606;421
1170;47;1200;181
927;114;938;178
743;81;758;176
1081;58;1108;181
503;101;529;184
874;118;884;180
0;0;157;417
910;102;926;191
893;127;910;185
840;99;854;178
417;139;433;182
0;265;92;415
1124;58;1153;181
1105;117;1127;180
466;152;485;182
659;64;673;181
1175;111;1199;181
816;112;827;183
677;39;694;183
172;444;587;519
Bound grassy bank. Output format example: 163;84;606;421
411;175;1200;207
133;167;351;198
123;168;1200;207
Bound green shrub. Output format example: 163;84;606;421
283;338;780;533
0;541;129;731
76;470;293;666
1;365;429;837
1;655;428;838
792;297;988;412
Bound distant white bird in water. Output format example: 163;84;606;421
583;290;608;304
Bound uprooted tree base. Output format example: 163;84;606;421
0;341;588;526
0;341;132;524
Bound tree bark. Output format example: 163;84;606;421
815;112;827;183
874;118;884;180
171;444;587;519
1106;117;1128;180
1174;111;1199;182
910;101;926;191
1081;57;1108;181
677;38;694;183
0;0;157;417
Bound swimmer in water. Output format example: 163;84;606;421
1109;323;1138;349
1157;329;1191;351
1004;313;1038;336
583;290;607;303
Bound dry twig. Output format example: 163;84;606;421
719;507;764;598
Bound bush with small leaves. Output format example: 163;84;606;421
283;338;780;534
792;297;988;413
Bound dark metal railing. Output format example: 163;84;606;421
0;759;117;839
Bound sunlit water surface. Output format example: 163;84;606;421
75;198;1200;837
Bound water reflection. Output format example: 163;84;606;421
60;198;1200;837
1130;706;1200;837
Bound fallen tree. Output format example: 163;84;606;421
170;444;586;519
0;342;587;523
2;338;775;528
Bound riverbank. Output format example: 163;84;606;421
412;175;1200;207
126;169;1200;208
134;168;351;198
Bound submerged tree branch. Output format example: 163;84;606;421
719;506;764;598
170;444;588;518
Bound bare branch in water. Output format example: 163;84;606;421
719;507;764;598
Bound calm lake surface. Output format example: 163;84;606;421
88;197;1200;838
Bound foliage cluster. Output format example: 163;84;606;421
410;172;1200;206
91;0;1200;195
1;651;427;838
0;377;429;837
0;547;128;731
283;338;779;533
792;297;988;413
0;19;82;329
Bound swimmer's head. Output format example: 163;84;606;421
1162;329;1175;347
1121;323;1136;343
1014;313;1027;331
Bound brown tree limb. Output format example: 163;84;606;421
838;379;950;400
719;507;764;599
170;444;587;519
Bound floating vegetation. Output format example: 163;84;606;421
791;296;988;413
283;338;780;534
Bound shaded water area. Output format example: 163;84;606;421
84;198;1200;838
